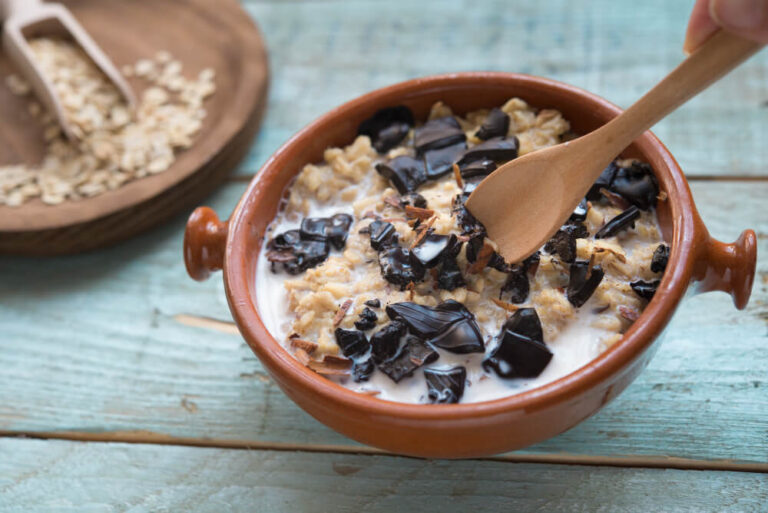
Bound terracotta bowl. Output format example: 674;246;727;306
183;73;756;458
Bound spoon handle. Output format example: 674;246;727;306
597;30;763;156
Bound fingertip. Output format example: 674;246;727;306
710;0;768;43
684;0;720;53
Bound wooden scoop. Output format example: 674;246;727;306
1;0;135;140
466;30;763;264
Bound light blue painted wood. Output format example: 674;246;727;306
238;0;768;178
1;182;765;463
1;8;767;512
1;438;766;513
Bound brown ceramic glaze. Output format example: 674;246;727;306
184;73;757;458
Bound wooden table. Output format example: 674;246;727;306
1;1;767;510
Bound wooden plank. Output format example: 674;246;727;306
0;181;766;464
1;438;766;512
236;0;768;178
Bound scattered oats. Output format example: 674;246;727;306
166;75;186;92
121;64;134;77
147;157;172;174
134;58;155;77
5;74;30;95
143;86;169;105
163;60;182;77
28;101;41;117
0;38;216;207
110;105;131;127
155;50;173;64
199;68;215;81
43;125;61;141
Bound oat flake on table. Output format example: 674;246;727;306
0;38;216;207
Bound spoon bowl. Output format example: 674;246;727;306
466;135;609;263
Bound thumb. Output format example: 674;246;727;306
710;0;768;43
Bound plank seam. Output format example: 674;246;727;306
2;431;766;474
173;313;240;335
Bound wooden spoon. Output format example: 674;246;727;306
1;0;135;141
466;30;763;264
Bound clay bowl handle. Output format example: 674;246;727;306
693;226;757;310
184;207;228;281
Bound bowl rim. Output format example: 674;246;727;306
224;71;697;420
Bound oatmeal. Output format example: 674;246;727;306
256;98;668;404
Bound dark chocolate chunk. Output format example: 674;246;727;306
567;222;589;238
464;232;485;263
281;240;329;273
523;250;541;269
428;318;485;354
434;236;465;290
456;137;519;166
488;252;512;273
595;206;641;239
424;366;467;404
334;328;370;358
587;160;659;210
465;235;508;273
451;194;486;234
352;357;375;382
299;213;354;250
502;264;529;304
378;335;439;383
326;213;354;249
610;161;659;210
370;320;406;364
378;246;426;288
435;298;475;316
631;279;660;300
367;220;398;250
482;308;552;379
587;162;619;201
298;218;328;242
357;105;414;153
475;107;510;140
460;158;497;179
519;250;541;279
566;260;605;307
509;307;544;340
436;258;465;290
423;141;466;179
412;233;457;268
651;244;670;273
543;229;576;263
570;198;589;222
267;230;330;274
544;223;589;263
400;192;428;209
386;300;472;338
387;299;483;353
268;229;301;251
462;178;481;195
364;299;381;308
376;156;427;194
354;307;378;331
414;116;466;153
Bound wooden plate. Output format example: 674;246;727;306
0;0;268;255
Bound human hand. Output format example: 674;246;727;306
684;0;768;53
